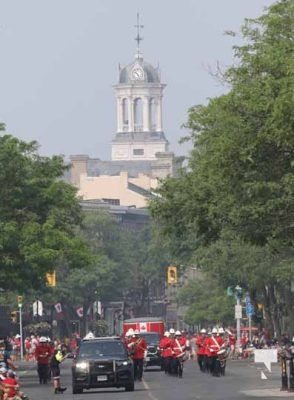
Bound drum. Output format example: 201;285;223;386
217;348;227;361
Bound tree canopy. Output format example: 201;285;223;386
150;0;294;334
0;133;91;292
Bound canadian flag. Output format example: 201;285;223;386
54;302;62;314
76;306;83;318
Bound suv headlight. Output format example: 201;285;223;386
75;361;89;372
116;360;130;367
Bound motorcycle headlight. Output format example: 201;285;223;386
75;361;89;372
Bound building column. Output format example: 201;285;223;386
128;97;134;132
117;97;123;132
156;97;163;132
143;97;149;132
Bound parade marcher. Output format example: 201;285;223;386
195;329;207;372
170;330;187;378
35;336;52;384
159;331;173;374
50;344;69;394
128;330;147;382
206;328;224;377
217;328;228;376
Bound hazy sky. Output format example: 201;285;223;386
0;0;275;161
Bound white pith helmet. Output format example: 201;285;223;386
175;330;181;336
212;328;218;334
200;328;207;333
164;331;170;337
169;328;175;334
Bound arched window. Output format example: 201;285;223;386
134;98;143;132
149;98;156;131
122;98;128;132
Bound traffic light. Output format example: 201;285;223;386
17;296;23;305
46;270;56;287
167;266;177;284
11;311;17;323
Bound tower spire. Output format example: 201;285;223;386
134;13;143;59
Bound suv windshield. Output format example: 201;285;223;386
140;333;161;344
78;340;127;358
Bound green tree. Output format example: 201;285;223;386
0;133;91;292
150;0;294;334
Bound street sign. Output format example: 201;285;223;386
235;304;242;319
246;303;254;316
245;292;251;304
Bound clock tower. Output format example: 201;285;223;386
112;14;169;161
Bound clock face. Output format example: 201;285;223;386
132;67;144;80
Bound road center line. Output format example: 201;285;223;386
142;379;159;400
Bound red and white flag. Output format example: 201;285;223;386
54;302;62;314
76;306;83;318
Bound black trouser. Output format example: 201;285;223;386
210;356;220;376
37;363;49;383
133;358;144;380
171;357;183;377
197;354;204;371
163;356;172;374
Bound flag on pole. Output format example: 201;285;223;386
76;306;83;318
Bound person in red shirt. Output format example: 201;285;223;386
35;336;52;384
2;374;18;400
195;329;207;372
170;330;186;378
159;331;173;374
128;330;147;382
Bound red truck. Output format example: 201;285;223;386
122;317;165;336
123;317;165;370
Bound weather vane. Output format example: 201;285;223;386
134;13;143;53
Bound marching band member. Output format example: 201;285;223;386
128;330;147;382
206;328;224;377
159;331;173;374
195;329;207;372
170;330;186;378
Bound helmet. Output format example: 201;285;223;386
218;327;225;334
134;329;140;335
169;328;175;334
84;331;95;339
125;329;134;337
164;331;170;337
175;330;181;336
39;336;47;343
200;328;207;333
212;328;218;334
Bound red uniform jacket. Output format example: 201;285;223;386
128;337;147;360
171;337;186;358
206;335;224;357
195;334;206;355
35;343;51;365
159;337;173;358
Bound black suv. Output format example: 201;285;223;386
141;332;163;370
71;337;134;394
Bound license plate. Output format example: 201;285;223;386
145;357;150;361
97;375;107;381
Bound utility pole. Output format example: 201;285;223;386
234;286;242;354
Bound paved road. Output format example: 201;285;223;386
17;358;294;400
